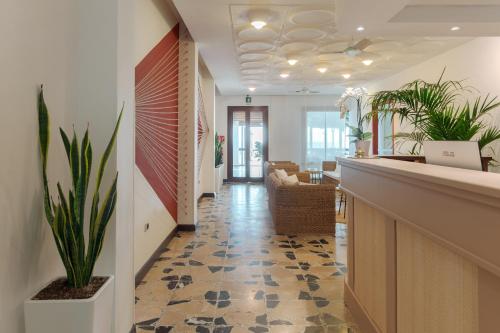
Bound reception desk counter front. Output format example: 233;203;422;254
338;157;500;333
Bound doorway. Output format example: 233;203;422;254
227;106;269;182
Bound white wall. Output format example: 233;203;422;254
134;0;178;273
364;37;500;171
198;63;216;197
215;95;339;177
0;0;135;331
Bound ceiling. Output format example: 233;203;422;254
171;0;500;96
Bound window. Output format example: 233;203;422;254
378;115;394;155
305;111;349;169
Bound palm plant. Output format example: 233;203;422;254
38;86;122;288
371;70;500;155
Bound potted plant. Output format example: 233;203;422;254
214;132;225;191
24;86;122;333
371;69;500;156
338;87;372;157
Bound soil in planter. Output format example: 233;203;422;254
32;276;109;300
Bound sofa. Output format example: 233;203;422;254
267;172;336;234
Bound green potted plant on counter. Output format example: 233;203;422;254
24;86;122;333
215;132;225;192
371;69;500;156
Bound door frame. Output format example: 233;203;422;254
227;106;269;182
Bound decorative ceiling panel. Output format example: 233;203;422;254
229;4;471;94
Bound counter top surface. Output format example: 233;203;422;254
339;157;500;200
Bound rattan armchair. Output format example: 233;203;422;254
267;173;336;235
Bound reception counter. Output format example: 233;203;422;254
338;157;500;333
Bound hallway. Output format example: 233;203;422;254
135;184;358;333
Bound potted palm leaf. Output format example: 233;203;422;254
24;86;122;333
371;70;500;157
215;132;225;192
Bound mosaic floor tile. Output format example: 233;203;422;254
135;183;359;332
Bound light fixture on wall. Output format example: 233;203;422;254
248;87;256;92
342;73;351;79
450;26;461;31
362;59;373;66
317;67;328;74
280;73;290;78
251;20;267;30
356;26;365;31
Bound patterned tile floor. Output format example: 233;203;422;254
135;183;359;333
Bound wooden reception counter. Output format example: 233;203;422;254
338;157;500;333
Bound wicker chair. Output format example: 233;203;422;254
264;161;300;186
267;173;336;235
322;161;337;172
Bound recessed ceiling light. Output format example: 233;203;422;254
342;73;351;79
251;20;267;30
287;58;298;66
362;59;373;66
357;26;365;32
450;26;461;31
280;73;290;78
248;87;256;92
317;67;328;74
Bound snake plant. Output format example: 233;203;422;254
38;86;122;288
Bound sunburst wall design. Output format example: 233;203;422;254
197;78;209;175
135;24;179;221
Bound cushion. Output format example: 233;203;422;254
274;169;288;181
299;182;317;186
283;174;299;186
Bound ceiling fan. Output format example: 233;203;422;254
295;87;320;94
333;38;373;58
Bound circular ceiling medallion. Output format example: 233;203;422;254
290;9;334;25
317;53;345;62
285;27;326;41
281;41;317;54
240;53;271;62
239;41;274;52
319;41;350;53
240;61;267;69
238;27;278;41
365;41;403;53
241;68;268;75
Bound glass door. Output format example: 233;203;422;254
228;106;268;181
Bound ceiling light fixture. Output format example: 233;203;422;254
357;26;365;32
362;59;373;66
280;73;290;78
317;67;328;74
450;26;461;31
251;20;267;30
248;87;256;92
287;58;298;66
342;73;351;79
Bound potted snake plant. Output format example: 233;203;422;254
24;86;122;333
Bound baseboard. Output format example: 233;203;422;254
344;282;380;333
135;226;178;287
198;192;216;203
177;224;196;232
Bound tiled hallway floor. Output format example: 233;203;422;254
135;184;359;333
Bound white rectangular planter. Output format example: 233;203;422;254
215;164;224;193
25;276;114;333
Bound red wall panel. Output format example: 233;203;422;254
135;24;179;221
